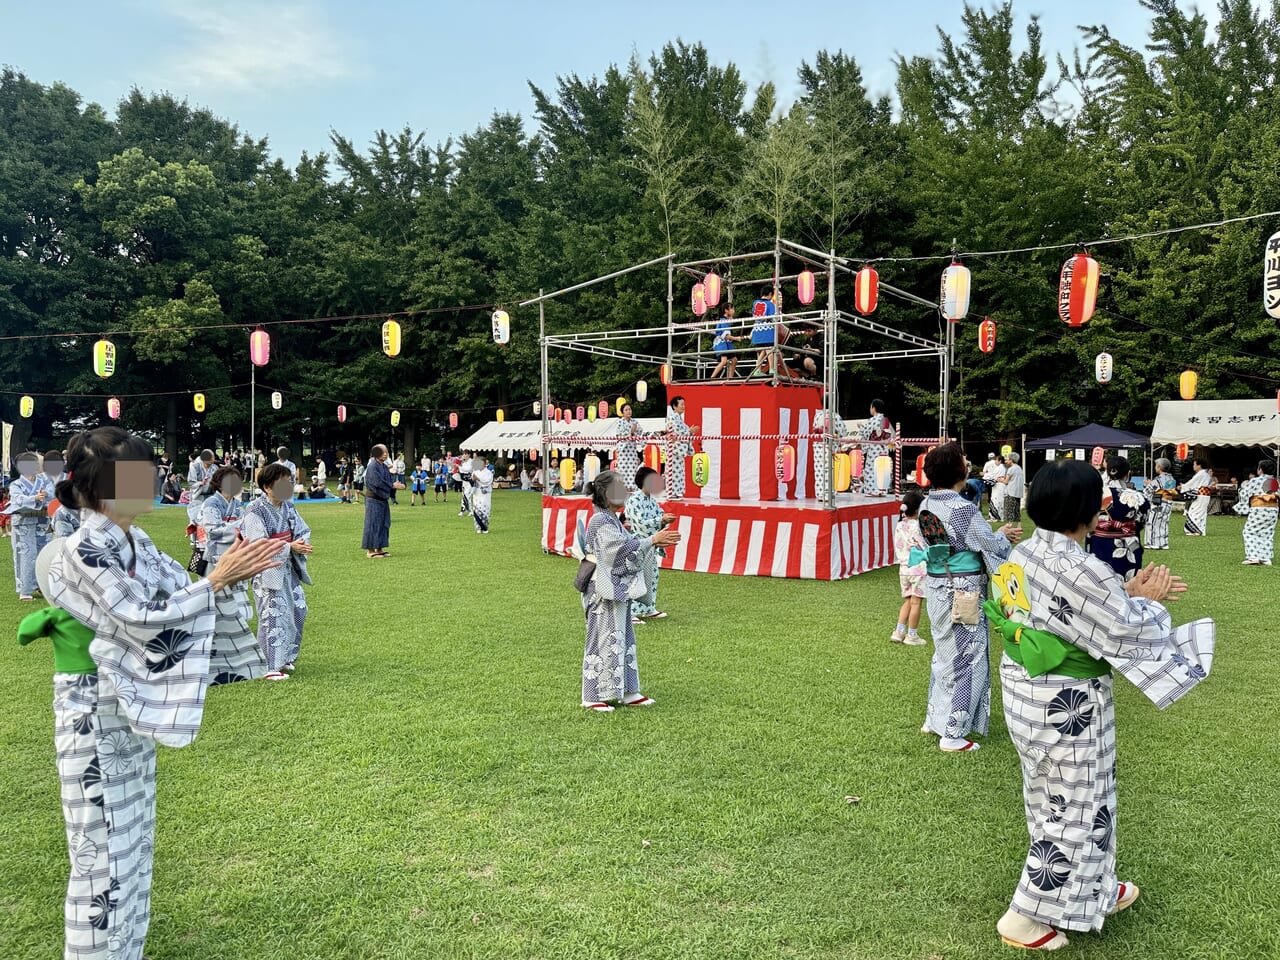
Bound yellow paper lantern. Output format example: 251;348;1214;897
496;408;505;423
587;404;597;423
193;393;206;413
1001;444;1013;458
616;396;627;417
93;339;116;378
382;319;402;357
391;410;401;427
1180;370;1198;400
833;452;852;492
691;452;711;488
874;454;894;492
559;458;576;490
19;395;33;418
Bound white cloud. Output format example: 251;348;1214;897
150;1;355;93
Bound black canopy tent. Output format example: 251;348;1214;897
1022;423;1152;478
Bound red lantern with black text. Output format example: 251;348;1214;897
1058;252;1099;327
978;318;996;354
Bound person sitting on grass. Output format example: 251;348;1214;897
308;473;327;499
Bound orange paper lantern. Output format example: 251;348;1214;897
659;363;673;386
449;412;458;429
1176;442;1189;461
978;318;996;354
1058;252;1100;327
643;444;662;472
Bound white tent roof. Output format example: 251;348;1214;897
1151;399;1280;447
457;418;666;455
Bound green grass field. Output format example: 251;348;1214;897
2;493;1277;960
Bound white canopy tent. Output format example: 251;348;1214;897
1151;399;1280;449
458;417;666;457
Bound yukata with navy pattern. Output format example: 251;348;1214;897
580;506;654;704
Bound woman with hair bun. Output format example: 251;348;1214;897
34;426;284;960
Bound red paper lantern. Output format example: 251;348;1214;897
449;412;458;429
1176;442;1189;461
796;270;816;305
337;404;347;423
250;328;270;367
597;400;609;420
851;449;864;478
775;443;796;483
854;265;878;315
554;407;563;421
643;444;662;471
916;453;929;488
1058;252;1099;327
659;363;673;386
703;273;722;308
529;448;538;461
691;283;707;317
1091;446;1106;468
978;318;996;354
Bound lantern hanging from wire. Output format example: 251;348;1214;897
1001;444;1013;459
106;397;121;419
703;273;722;308
833;452;852;492
597;400;609;420
1265;231;1280;319
575;405;585;421
796;269;816;306
636;380;648;403
382;319;402;358
533;401;541;416
553;406;562;422
940;262;971;321
775;443;796;483
978;318;997;354
528;448;538;461
1058;252;1100;327
616;396;627;417
587;404;597;423
250;327;270;367
1180;369;1198;400
491;309;510;345
193;393;205;413
1177;442;1189;461
391;410;400;427
271;391;282;410
19;395;33;418
1091;446;1106;468
691;452;710;488
559;458;575;489
93;339;116;378
1095;352;1113;384
854;265;878;315
337;404;347;423
496;408;505;423
660;363;673;386
449;411;458;429
691;283;707;317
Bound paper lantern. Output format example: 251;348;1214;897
775;443;796;483
271;391;282;410
533;401;542;416
833;452;852;492
106;397;121;419
528;448;538;461
691;283;707;317
940;262;971;321
850;449;864;478
1001;444;1013;458
93;339;116;378
19;395;33;418
391;410;400;427
597;400;609;420
491;309;510;345
660;363;673;386
337;404;347;423
644;444;662;471
916;453;929;488
564;406;573;424
382;319;402;357
550;447;559;459
193;392;206;413
1265;231;1280;319
497;408;505;423
615;396;627;417
797;269;816;305
875;454;893;491
854;265;879;315
250;328;270;367
978;318;996;354
583;453;601;483
635;380;648;403
1058;252;1099;327
691;452;710;487
1095;352;1113;384
703;273;721;308
1177;442;1189;461
1180;369;1198;400
1276;389;1280;413
587;404;597;423
554;406;562;422
559;458;575;489
449;411;458;429
1091;446;1106;468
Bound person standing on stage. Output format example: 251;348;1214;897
855;400;895;496
664;397;697;500
615;404;643;491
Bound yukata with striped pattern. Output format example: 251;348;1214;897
199;491;256;625
581;506;653;704
1143;472;1177;549
920;489;1013;741
241;497;311;671
8;471;55;595
998;528;1214;934
44;512;264;960
623;488;666;617
1233;472;1279;563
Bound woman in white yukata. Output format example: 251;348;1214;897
918;443;1022;752
1142;458;1177;550
40;426;284;960
241;462;314;681
198;465;260;633
579;470;680;712
468;456;494;534
615;404;643;492
1233;458;1279;565
623;466;677;622
1180;456;1214;536
855;398;895;496
988;459;1214;951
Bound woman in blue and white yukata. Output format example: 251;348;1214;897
990;459;1214;952
1234;458;1279;565
578;470;681;712
1143;458;1177;550
623;466;677;622
199;466;255;626
39;426;283;960
918;443;1022;752
241;462;313;681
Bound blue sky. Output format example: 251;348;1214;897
2;1;1224;164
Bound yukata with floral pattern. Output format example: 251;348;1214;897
241;496;311;671
1088;481;1148;582
580;506;654;704
43;512;263;960
997;529;1215;935
812;410;848;503
623;487;666;617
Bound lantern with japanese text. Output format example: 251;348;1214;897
775;443;796;483
833;452;852;492
583;453;601;483
1095;352;1113;384
691;283;707;317
854;265;878;315
978;319;996;354
1058;252;1100;327
875;455;893;492
916;454;929;488
533;401;542;416
449;411;458;429
1180;370;1198;400
587;404;597;423
19;395;33;418
496;408;505;423
528;448;538;461
93;339;116;378
559;458;575;489
271;391;282;410
644;444;662;471
940;262;971;321
597;400;609;420
391;410;400;427
563;405;573;424
660;363;673;386
106;397;121;420
1265;231;1280;319
635;380;648;403
193;393;206;413
703;273;722;308
1091;446;1106;468
337;404;347;423
691;452;710;487
796;269;816;305
491;309;510;345
1001;444;1013;458
850;449;864;479
250;327;270;367
576;405;585;421
382;319;402;357
1177;443;1189;461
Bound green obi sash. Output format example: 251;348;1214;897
984;599;1110;680
910;544;983;576
17;607;97;675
